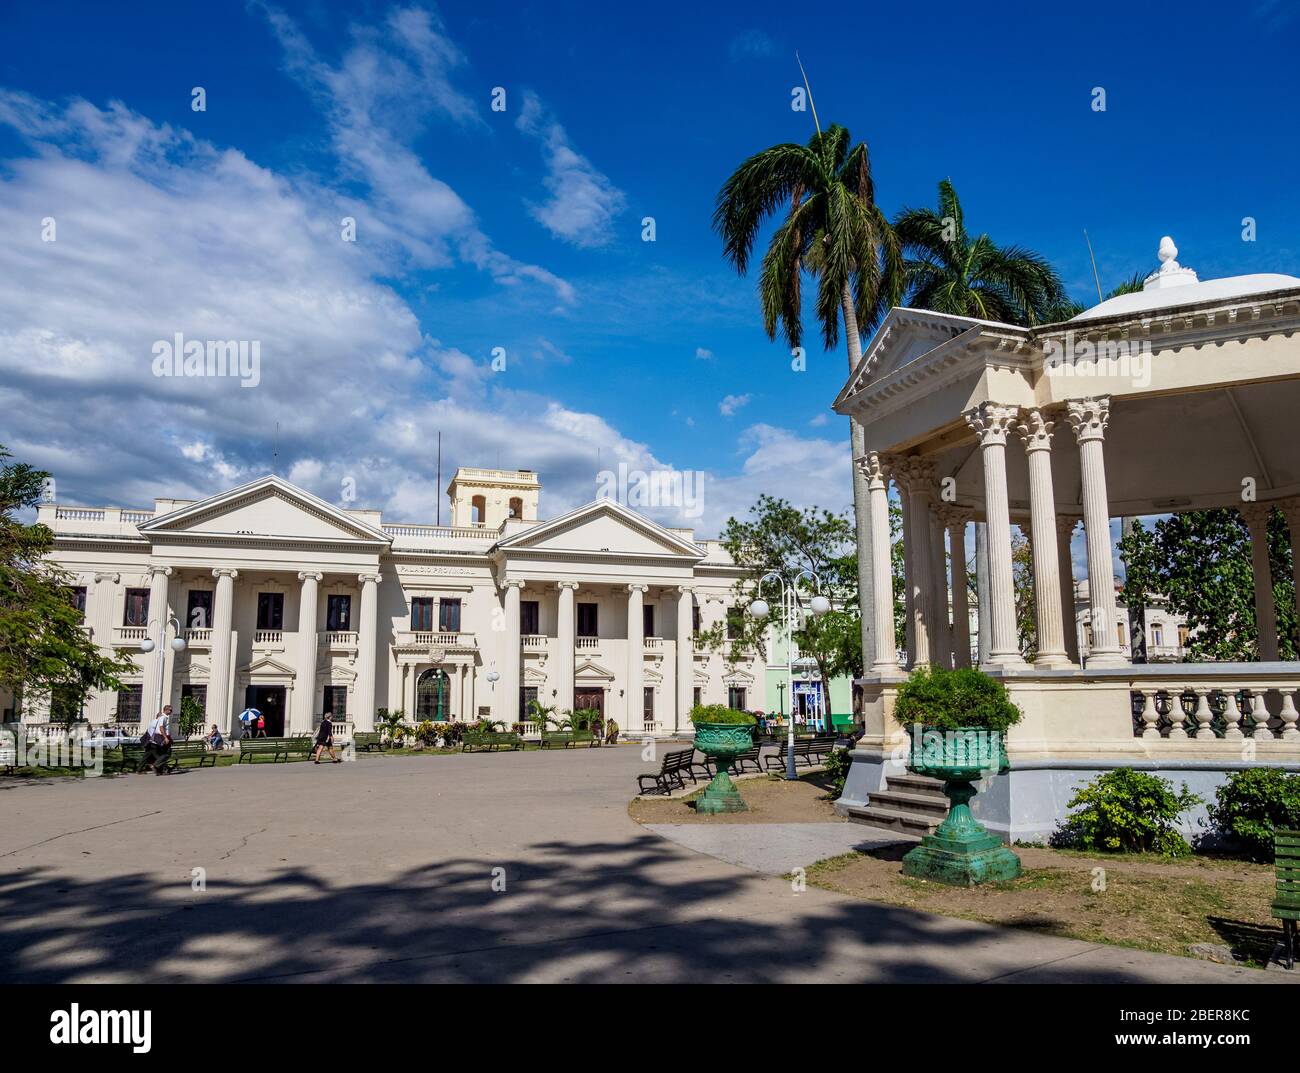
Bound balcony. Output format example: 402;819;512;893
521;634;548;651
644;636;663;651
113;626;150;647
184;628;213;649
253;630;284;650
575;636;600;654
395;630;477;651
321;630;359;653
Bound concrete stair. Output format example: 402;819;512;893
843;772;949;837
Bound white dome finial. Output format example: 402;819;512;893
1144;234;1197;291
1158;236;1178;265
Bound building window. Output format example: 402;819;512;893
417;668;450;721
726;607;743;640
728;686;747;711
1151;624;1164;647
327;595;352;632
411;597;435;631
1117;623;1125;646
323;686;347;717
68;586;87;622
256;592;284;631
519;685;538;721
693;687;702;708
187;590;213;630
440;598;462;633
1178;625;1190;647
577;603;598;637
116;685;143;723
519;599;539;636
181;683;207;715
471;495;486;524
123;588;150;627
692;603;701;635
643;604;655;637
643;687;654;722
508;496;523;518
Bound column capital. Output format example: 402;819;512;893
964;402;1019;446
856;451;891;490
1014;407;1056;451
212;568;240;580
1055;514;1081;537
297;571;324;583
556;581;581;591
1065;396;1111;442
936;505;975;528
358;572;382;585
890;455;937;492
501;578;526;590
1280;497;1300;525
1238;501;1276;530
674;584;695;597
626;584;649;595
94;571;120;584
146;564;172;579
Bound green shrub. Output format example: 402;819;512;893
414;720;439;746
1053;769;1203;857
1208;768;1300;861
824;747;853;798
688;704;756;726
893;666;1023;732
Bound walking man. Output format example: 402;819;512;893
312;713;341;764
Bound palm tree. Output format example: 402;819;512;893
1048;270;1146;321
893;179;1065;326
714;124;903;666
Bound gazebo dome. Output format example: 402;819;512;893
1071;236;1300;322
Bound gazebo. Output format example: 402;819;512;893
832;238;1300;840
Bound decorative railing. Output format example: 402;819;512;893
114;626;149;643
576;637;599;650
322;630;359;646
519;721;541;737
400;631;473;648
644;637;662;650
1128;670;1300;740
641;720;664;735
122;511;153;524
55;508;105;521
521;634;547;649
383;524;496;539
253;630;283;646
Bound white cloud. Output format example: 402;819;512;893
718;393;752;416
695;346;714;360
515;90;626;249
728;29;777;61
808;412;829;427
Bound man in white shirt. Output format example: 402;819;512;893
144;705;173;774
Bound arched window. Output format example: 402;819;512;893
471;495;486;525
508;496;523;518
417;668;451;721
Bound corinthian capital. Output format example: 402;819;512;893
890;455;936;493
1065;397;1111;443
1014;407;1056;451
964;402;1020;446
856;451;891;490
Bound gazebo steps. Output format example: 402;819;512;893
845;772;948;836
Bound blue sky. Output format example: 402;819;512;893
2;0;1297;534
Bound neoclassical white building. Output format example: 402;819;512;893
11;468;769;737
833;238;1300;839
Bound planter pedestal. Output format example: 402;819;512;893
693;722;754;814
696;768;746;814
901;779;1021;886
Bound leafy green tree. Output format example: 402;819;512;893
893;179;1066;326
0;446;135;720
1049;270;1147;321
1119;511;1296;661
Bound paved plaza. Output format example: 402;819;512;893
0;748;1283;984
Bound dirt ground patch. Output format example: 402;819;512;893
807;845;1284;965
629;773;842;825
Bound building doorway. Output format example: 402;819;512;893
417;668;451;721
245;685;286;736
574;688;604;719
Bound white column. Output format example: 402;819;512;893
209;569;238;733
557;582;578;714
894;457;935;666
496;580;523;722
929;506;952;668
965;403;1027;669
1016;409;1070;667
1065;397;1124;667
1056;516;1081;664
355;572;381;729
675;586;694;732
1284;500;1300;657
627;584;646;730
1240;503;1280;662
144;566;172;718
860;453;900;673
293;572;322;734
943;508;973;668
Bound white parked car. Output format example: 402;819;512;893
78;726;137;751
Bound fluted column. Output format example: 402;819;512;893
1240;503;1280;662
497;580;523;722
293;572;322;733
941;508;973;668
1284;499;1300;657
929;506;952;668
556;582;578;714
965;403;1026;669
355;572;380;729
1066;397;1124;667
894;457;935;667
1056;516;1081;664
676;586;694;732
859;453;900;673
209;569;238;733
627;584;647;730
1016;409;1070;667
144;566;172;718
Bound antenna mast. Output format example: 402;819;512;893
1084;229;1104;304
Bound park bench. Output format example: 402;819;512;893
352;731;384;752
1273;829;1300;970
540;731;574;749
462;730;523;753
728;744;764;775
169;741;217;770
238;737;297;763
636;747;695;795
0;740;16;773
763;736;836;772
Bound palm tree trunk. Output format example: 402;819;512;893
842;283;877;672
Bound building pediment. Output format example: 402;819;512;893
575;658;616;682
238;654;297;678
495;499;702;559
139;475;391;546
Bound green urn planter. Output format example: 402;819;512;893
901;727;1021;887
692;722;754;814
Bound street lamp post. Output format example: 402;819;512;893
139;615;187;730
748;570;830;781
